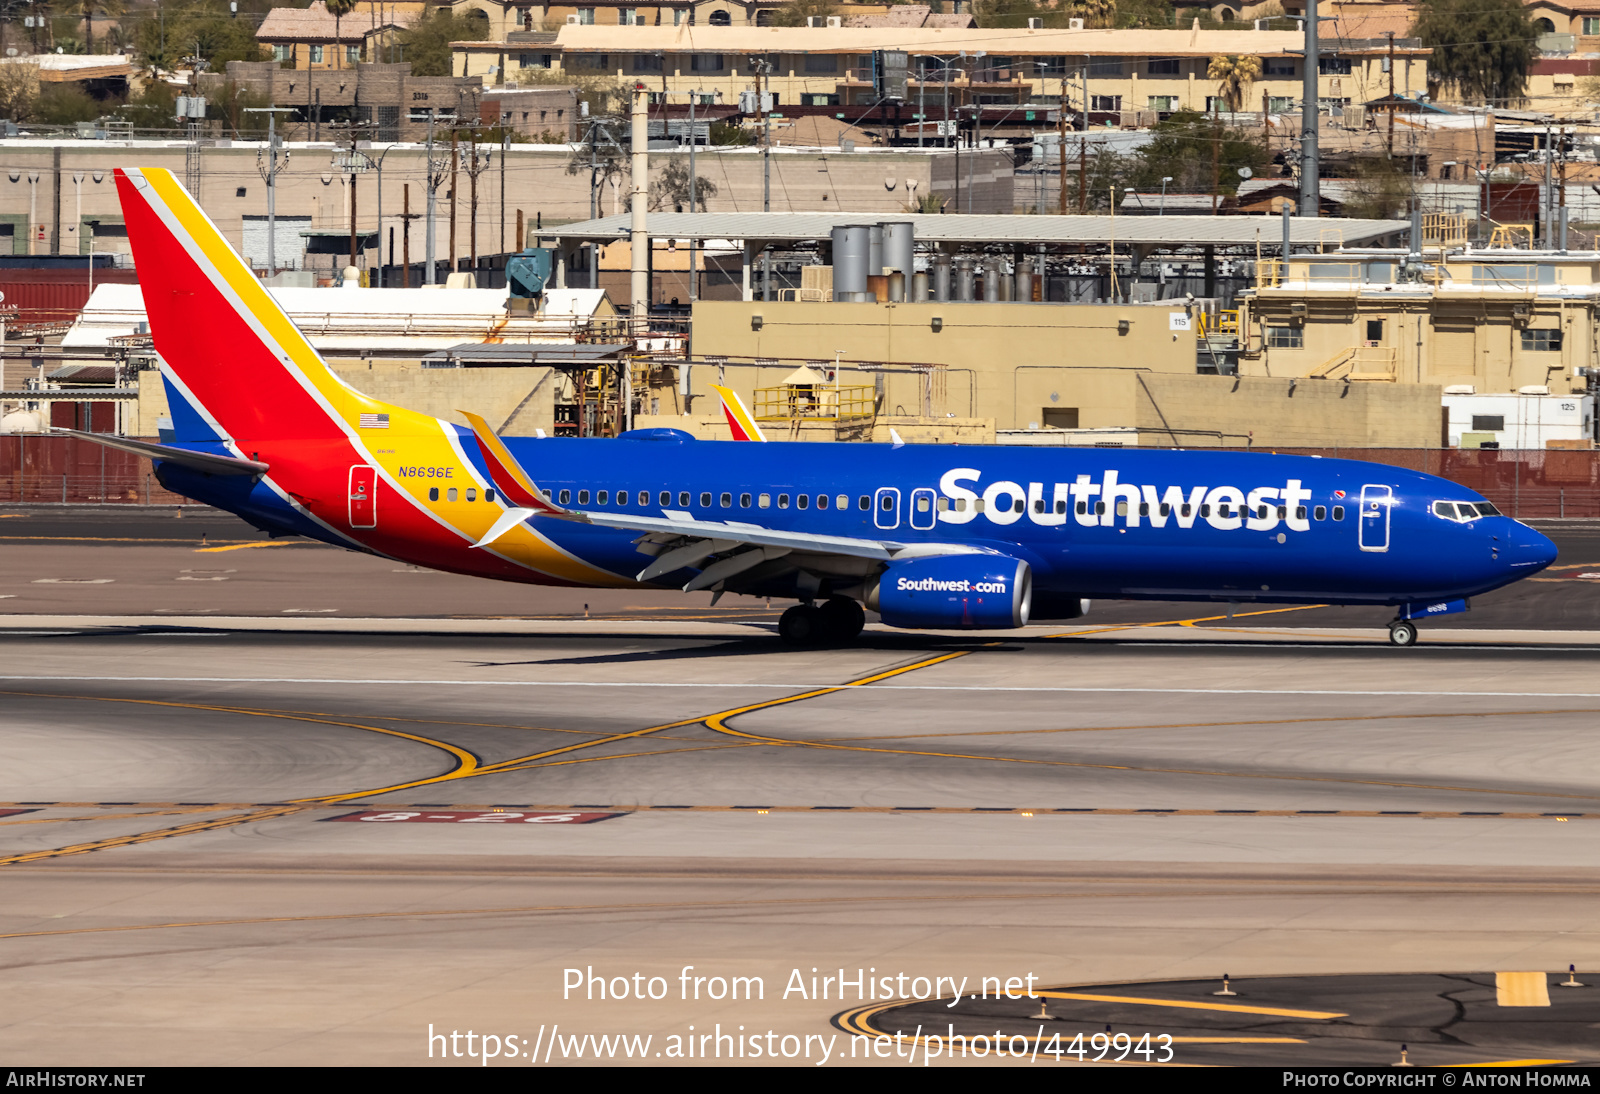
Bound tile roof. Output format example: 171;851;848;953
257;1;419;44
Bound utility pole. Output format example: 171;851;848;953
449;128;459;277
400;182;420;287
245;107;293;276
1057;101;1066;215
1299;0;1319;217
1079;59;1088;214
424;111;448;284
629;83;649;428
1385;32;1396;159
500;112;510;257
463;127;494;275
755;57;772;300
1211;98;1221;212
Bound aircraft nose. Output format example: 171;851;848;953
1504;525;1557;573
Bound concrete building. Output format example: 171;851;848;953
448;0;801;37
1238;249;1600;399
0;138;985;280
453;24;1430;113
215;61;485;144
683;297;1445;446
256;1;425;72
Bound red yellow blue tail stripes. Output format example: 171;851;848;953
711;384;766;442
116;167;627;589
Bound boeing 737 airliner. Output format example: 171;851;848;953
68;169;1557;646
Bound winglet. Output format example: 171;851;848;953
458;410;567;515
710;384;766;442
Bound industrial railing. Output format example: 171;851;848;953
1487;223;1535;249
1306;346;1397;381
1197;309;1240;337
752;384;875;423
1422;213;1469;248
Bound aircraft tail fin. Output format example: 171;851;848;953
115;168;367;445
710;384;766;442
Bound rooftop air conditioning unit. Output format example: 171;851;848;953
826;15;841;27
1519;384;1552;395
566;13;579;23
1028;17;1042;28
1068;17;1085;30
807;15;821;26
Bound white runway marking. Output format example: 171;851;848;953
8;674;1600;699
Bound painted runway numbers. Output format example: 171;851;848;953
326;809;621;824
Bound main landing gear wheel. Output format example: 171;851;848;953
778;604;821;645
1388;621;1418;647
778;600;865;645
817;597;865;642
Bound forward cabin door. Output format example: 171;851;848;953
348;465;377;529
1358;484;1391;552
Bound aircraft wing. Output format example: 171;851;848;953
50;428;269;476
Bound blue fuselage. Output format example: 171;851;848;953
163;433;1557;609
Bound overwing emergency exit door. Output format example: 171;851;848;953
1358;484;1391;552
874;487;901;530
349;465;376;529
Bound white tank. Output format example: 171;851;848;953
0;410;43;433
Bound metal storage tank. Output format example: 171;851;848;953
932;253;952;301
880;221;915;276
868;224;884;277
830;225;873;302
953;256;974;301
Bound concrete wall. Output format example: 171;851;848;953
136;362;556;437
0;141;992;265
1135;373;1445;448
691;298;1199;430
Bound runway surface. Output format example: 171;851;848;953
2;506;1599;1066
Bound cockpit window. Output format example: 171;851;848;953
1434;500;1498;522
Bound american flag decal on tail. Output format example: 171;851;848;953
359;413;390;429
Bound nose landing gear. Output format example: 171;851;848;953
778;598;866;645
1387;620;1418;647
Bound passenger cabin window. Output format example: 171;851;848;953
720;492;732;507
797;494;809;509
486;489;496;503
1314;505;1326;520
447;487;458;502
429;487;439;501
742;493;754;507
467;488;477;502
559;489;571;504
578;490;590;504
700;492;712;507
759;493;771;508
778;494;790;508
838;494;850;510
597;490;609;504
818;494;830;510
858;496;870;510
679;491;690;507
641;491;652;505
1332;505;1345;520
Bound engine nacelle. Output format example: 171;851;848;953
866;554;1032;630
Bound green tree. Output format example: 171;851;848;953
325;0;356;64
117;79;179;130
1339;159;1413;220
0;59;40;123
1207;54;1261;112
1127;110;1269;195
127;0;267;75
398;6;488;78
649;157;717;212
1412;0;1537;106
36;82;102;124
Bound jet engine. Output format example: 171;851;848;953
865;554;1032;630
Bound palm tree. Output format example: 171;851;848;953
325;0;358;68
1070;0;1117;28
1207;54;1262;112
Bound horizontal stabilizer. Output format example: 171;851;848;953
471;506;537;549
51;429;268;477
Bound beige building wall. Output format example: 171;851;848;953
0;142;978;261
464;25;1429;111
1240;260;1599;396
688;298;1445;446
